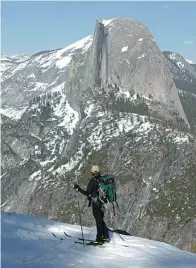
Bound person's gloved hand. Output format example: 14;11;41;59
74;184;79;191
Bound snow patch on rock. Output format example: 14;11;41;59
138;54;145;59
101;19;115;26
0;107;27;120
121;46;128;53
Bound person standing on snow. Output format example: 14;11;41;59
74;165;110;245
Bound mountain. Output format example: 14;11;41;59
1;18;196;252
1;36;92;109
163;51;196;133
186;59;194;65
192;64;196;71
2;212;196;268
163;51;196;94
0;54;29;77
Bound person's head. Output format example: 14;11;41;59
91;165;100;178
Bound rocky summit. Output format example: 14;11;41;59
1;18;196;252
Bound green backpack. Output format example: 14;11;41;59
98;174;117;204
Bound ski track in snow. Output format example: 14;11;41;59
1;211;196;268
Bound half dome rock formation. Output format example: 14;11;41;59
66;18;188;126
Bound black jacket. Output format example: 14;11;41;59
78;177;99;198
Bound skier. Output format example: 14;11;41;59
74;165;110;245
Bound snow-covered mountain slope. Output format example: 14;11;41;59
2;211;196;268
186;59;194;64
163;51;196;131
0;54;29;77
1;35;93;110
163;51;196;93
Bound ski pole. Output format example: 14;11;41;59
109;212;125;241
112;226;125;241
77;200;85;246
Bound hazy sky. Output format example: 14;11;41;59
2;1;196;62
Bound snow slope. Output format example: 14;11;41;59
2;211;196;268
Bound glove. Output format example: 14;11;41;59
74;184;79;191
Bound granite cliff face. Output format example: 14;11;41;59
1;18;196;252
65;18;188;125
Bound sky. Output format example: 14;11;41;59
1;1;196;62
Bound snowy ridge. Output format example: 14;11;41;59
163;51;196;83
186;59;194;64
58;35;93;55
1;35;93;119
0;54;29;78
35;35;93;72
2;211;196;268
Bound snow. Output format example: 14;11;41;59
2;211;196;268
186;59;194;64
86;113;152;151
26;82;49;92
28;73;35;79
50;82;65;94
57;35;93;56
121;46;128;53
58;103;79;135
173;136;189;144
55;143;85;174
179;89;196;99
116;86;131;98
8;53;29;61
136;121;152;134
138;54;145;59
11;61;28;74
84;103;95;117
40;158;56;167
35;35;92;72
168;53;177;61
55;56;72;69
0;56;13;62
52;93;79;135
101;18;114;26
29;170;41;181
0;107;27;120
177;61;185;70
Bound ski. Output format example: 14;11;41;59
64;231;93;242
75;240;129;248
74;241;105;247
52;233;64;240
52;231;93;242
53;232;129;248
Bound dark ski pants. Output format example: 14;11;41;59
92;204;109;242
